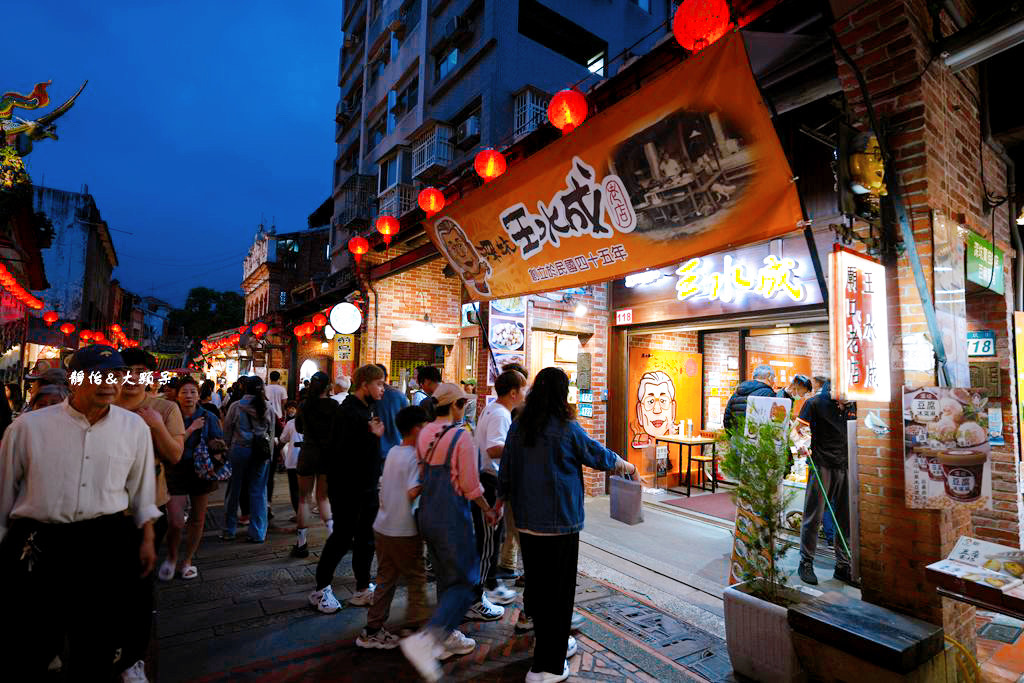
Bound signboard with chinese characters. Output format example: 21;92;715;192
966;231;1005;295
334;334;354;361
903;387;991;510
828;247;890;402
610;231;827;325
425;34;802;301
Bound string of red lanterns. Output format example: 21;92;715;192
375;215;399;247
348;236;369;264
0;263;44;309
417;187;445;217
548;89;588;135
672;0;732;53
474;148;506;183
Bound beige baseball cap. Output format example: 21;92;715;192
432;382;471;407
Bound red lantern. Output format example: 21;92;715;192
238;326;247;335
474;148;506;182
672;0;732;53
418;187;445;217
110;323;122;334
253;322;268;337
375;215;399;247
294;324;305;337
59;322;75;336
348;236;369;264
43;311;58;326
312;313;327;328
303;322;316;335
548;89;588;135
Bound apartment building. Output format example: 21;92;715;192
330;0;671;272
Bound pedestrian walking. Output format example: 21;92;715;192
199;379;223;417
796;380;854;586
0;345;160;681
331;376;351;404
293;372;336;557
5;382;24;415
412;365;441;421
776;374;812;403
265;370;288;422
25;383;70;411
460;379;478;428
374;363;409;460
498;367;635;683
497;362;529;584
280;401;302;517
222;376;275;543
164;377;223;581
400;383;496;681
356;405;431;650
722;364;776;430
468;369;527;619
308;364;387;613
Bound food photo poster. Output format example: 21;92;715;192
903;387;992;510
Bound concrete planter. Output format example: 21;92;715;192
723;581;806;683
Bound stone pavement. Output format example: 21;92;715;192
150;474;733;682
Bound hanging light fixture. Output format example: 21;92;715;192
375;215;399;247
252;322;268;337
672;0;732;53
548;89;588;135
418;187;445;217
59;322;75;336
312;313;328;328
474;148;507;183
348;236;369;264
110;323;122;334
324;324;336;340
43;311;58;326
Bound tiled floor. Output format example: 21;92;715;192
977;611;1024;683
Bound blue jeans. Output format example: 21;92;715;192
223;445;269;541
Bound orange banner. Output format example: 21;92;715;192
425;34;803;301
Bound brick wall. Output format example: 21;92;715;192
835;0;1018;653
703;331;741;428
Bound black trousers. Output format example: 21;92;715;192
0;514;137;680
315;486;378;590
116;511;168;673
471;472;504;597
520;532;578;675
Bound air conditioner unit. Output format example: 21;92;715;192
443;15;470;41
455;115;480;148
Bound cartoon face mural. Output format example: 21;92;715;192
436;217;492;297
636;370;677;440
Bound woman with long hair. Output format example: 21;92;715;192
165;377;223;579
6;382;24;415
291;371;336;557
221;376;275;542
498;367;635;683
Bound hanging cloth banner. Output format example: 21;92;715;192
425;33;803;301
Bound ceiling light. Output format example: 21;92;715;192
320;342;329;351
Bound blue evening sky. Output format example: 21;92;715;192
9;2;339;307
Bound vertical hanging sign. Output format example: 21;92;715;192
829;247;890;402
932;211;970;385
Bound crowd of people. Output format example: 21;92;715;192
0;347;635;683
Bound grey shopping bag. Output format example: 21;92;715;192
609;474;643;525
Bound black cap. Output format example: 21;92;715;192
311;371;330;385
68;345;127;372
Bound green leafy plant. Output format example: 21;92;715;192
719;419;796;605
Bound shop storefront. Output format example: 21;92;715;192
609;228;833;491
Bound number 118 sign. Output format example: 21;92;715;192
967;330;996;357
829;246;891;402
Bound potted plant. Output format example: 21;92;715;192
720;419;808;683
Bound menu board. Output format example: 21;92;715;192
488;297;526;385
903;387;991;510
926;536;1024;611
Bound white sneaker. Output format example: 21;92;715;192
524;659;570;683
400;631;442;682
439;629;476;660
121;660;149;683
465;594;505;621
349;583;376;606
485;584;518;605
567;635;577;658
309;585;342;614
356;627;400;650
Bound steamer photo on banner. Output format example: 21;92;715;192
424;33;803;300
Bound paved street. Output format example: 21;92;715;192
151;474;735;682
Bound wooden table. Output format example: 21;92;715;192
653;434;718;497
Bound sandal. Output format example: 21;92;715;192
157;560;175;582
180;565;199;580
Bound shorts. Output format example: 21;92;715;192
166;460;219;497
296;442;323;477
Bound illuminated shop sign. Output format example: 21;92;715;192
675;254;805;304
829;247;890;402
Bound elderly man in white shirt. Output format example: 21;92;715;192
0;345;160;681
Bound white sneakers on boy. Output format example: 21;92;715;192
400;631;443;682
465;594;505;621
524;660;570;683
308;585;342;614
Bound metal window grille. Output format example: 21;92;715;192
514;90;549;138
377;183;415;217
411;125;454;177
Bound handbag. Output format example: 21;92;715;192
609;472;644;525
193;419;232;481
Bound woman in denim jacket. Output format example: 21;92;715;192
498;367;635;683
221;377;275;543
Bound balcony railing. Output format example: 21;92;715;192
335;174;376;227
514;89;549;138
411;125;454;178
377;183;416;218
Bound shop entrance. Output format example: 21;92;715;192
390;341;444;389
